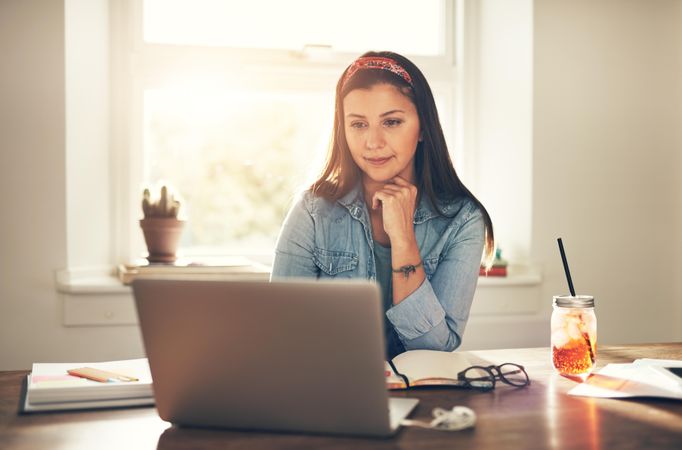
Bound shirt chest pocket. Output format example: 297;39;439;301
313;248;358;278
422;256;440;280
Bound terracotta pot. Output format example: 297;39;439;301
139;218;185;263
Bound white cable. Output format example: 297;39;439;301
401;406;476;432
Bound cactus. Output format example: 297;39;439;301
142;184;182;219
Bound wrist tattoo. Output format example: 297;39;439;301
392;262;423;279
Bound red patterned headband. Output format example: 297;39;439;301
342;56;413;88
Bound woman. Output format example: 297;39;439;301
271;51;494;359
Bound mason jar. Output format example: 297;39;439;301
551;295;596;377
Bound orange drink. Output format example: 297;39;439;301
551;295;596;377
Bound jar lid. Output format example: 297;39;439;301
553;295;594;308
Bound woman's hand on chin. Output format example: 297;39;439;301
371;176;418;248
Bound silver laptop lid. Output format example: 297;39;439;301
133;278;396;437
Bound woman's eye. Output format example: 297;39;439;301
384;119;403;127
350;121;367;129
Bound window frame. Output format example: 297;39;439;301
111;0;460;263
60;0;538;335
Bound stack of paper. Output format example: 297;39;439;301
21;358;154;413
568;358;682;400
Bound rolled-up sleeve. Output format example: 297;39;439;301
386;206;485;351
270;193;319;280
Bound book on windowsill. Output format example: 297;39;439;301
385;350;481;390
20;358;154;413
479;266;508;277
117;256;271;285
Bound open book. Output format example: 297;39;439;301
385;350;475;389
21;358;154;413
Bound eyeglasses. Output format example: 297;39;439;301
457;363;530;391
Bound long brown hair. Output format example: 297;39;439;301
311;51;495;263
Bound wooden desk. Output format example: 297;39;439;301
1;343;681;449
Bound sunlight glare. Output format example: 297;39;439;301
144;0;443;55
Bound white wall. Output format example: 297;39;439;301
673;0;682;334
1;0;66;367
0;0;680;370
0;0;144;370
533;0;682;345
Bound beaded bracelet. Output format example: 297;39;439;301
392;262;423;279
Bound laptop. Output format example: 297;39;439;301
132;278;419;437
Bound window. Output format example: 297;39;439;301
144;89;333;254
143;0;445;54
114;0;456;261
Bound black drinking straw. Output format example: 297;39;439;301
557;238;594;363
557;238;576;296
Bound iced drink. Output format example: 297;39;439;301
551;295;596;377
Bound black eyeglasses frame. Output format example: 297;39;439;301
457;363;530;391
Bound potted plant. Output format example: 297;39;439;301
140;185;185;263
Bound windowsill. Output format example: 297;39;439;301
56;267;131;295
56;264;542;327
477;264;542;287
56;264;542;295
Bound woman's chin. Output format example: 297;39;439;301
363;170;398;184
363;168;416;185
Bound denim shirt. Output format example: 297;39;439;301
271;184;485;353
